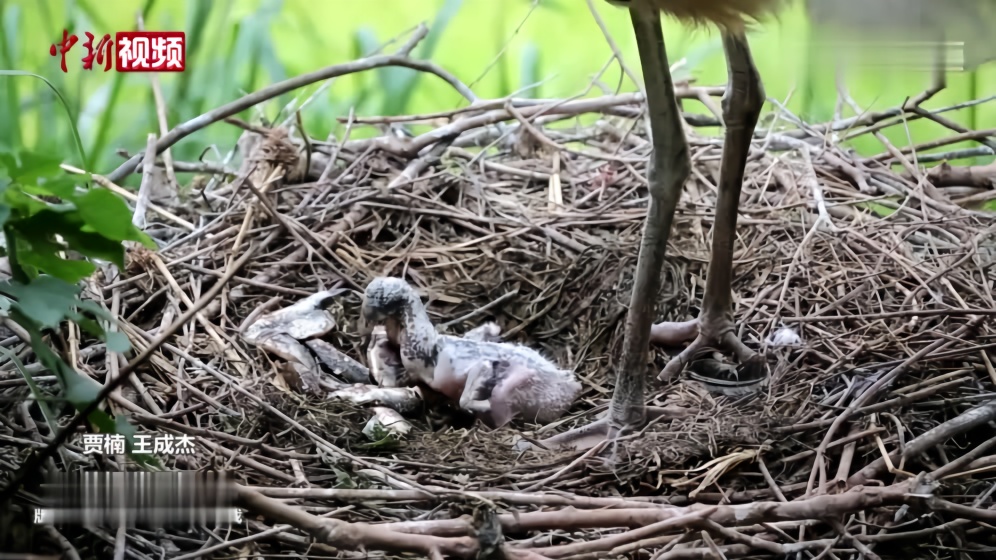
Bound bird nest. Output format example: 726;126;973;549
4;46;996;559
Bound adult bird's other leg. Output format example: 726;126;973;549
538;1;691;452
658;31;767;383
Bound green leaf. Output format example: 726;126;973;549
18;250;95;283
74;188;149;244
331;465;358;489
2;186;50;217
15;208;127;269
70;301;133;354
76;299;120;325
20;176;78;199
0;151;16;177
19;315;106;419
20;313;153;467
0;344;60;431
58;228;127;266
0;275;81;329
355;431;401;451
104;331;131;353
112;414;137;441
0;150;64;183
26;333;123;438
69;315;106;340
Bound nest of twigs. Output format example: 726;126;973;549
3;33;996;559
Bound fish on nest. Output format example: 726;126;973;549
360;277;582;428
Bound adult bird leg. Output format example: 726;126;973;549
538;1;691;452
656;31;767;383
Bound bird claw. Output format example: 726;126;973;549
657;325;768;392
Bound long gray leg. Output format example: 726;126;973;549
538;1;691;451
658;31;767;383
609;2;691;431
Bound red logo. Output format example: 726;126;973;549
115;32;186;72
82;32;113;72
49;29;185;73
49;29;79;73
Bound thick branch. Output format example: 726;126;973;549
848;398;996;486
914;160;996;189
236;485;477;557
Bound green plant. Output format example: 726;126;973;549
0;70;154;455
518;42;540;98
351;0;464;116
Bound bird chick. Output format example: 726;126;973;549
361;277;582;426
460;359;583;429
361;276;451;391
367;325;408;387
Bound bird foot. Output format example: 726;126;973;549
546;417;612;451
657;322;768;394
650;319;699;346
516;406;691;453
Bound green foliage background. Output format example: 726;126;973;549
1;0;993;185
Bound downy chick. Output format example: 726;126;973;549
460;358;582;429
360;277;582;425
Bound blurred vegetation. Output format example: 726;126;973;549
0;0;993;186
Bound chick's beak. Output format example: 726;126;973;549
357;300;377;336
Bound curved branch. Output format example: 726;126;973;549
106;53;476;183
